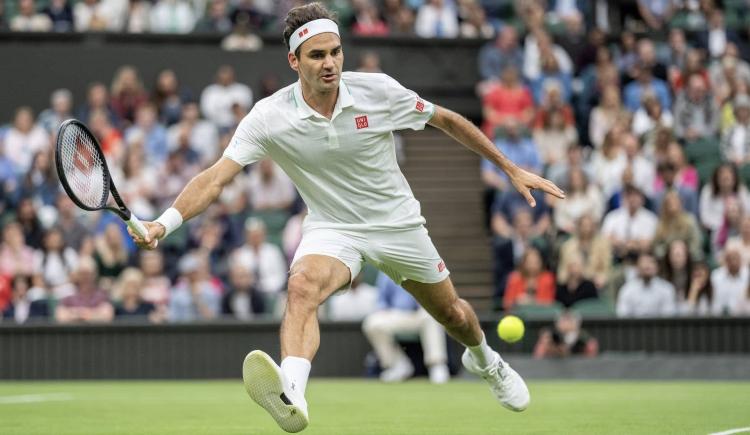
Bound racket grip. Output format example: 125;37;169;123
126;214;158;248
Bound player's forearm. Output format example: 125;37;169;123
170;169;224;222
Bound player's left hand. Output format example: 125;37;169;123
508;167;565;207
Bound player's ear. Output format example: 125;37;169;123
288;52;299;72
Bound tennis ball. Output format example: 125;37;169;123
497;315;525;343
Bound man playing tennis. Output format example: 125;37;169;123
130;3;565;432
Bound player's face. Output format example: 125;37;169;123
289;33;344;95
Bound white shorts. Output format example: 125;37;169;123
290;225;450;286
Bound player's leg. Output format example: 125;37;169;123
362;309;421;382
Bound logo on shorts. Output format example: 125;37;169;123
416;98;425;112
298;28;309;38
437;260;445;272
355;115;369;129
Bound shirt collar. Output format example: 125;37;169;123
292;78;354;120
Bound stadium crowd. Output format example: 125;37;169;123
2;0;750;325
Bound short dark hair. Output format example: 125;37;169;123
283;2;338;56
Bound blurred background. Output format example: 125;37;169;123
0;0;749;382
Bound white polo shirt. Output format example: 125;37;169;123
223;72;435;232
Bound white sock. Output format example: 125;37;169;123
467;333;495;368
281;356;311;396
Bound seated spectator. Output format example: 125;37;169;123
76;82;119;128
327;273;378;321
652;161;699;217
113;268;165;323
601;185;658;263
480;65;534;139
55;257;114;323
459;1;492;38
623;63;671;113
532;79;575;130
153;69;189;127
362;273;449;384
636;0;675;31
352;2;388;36
167;101;220;167
111;147;157;220
54;194;90;252
194;0;232;34
139;250;171;309
557;215;612;290
674;73;720;142
670;48;709;93
523;30;573;82
634;37;668;83
389;4;415;36
699;163;750;232
34;226;78;289
230;218;287;297
555;253;598;309
111;65;149;127
532;106;577;168
221;262;264;320
200;65;253;131
622;132;656;198
721;95;750;166
89;108;124;164
682;261;712;316
20;150;58;208
710;242;750;316
221;12;263;52
591;128;627;198
632;92;674;140
149;0;196;33
168;252;222;322
533;311;598;359
615;31;638;76
697;9;740;60
15;197;45;250
663;141;699;192
125;0;150;33
477;26;523;83
415;0;458;38
125;103;169;168
249;159;296;212
660;239;693;303
665;28;689;83
0;221;38;278
546;145;592;190
481;120;541;192
38;89;73;135
713;196;745;258
653;190;703;260
553;168;604;235
74;0;127;32
588;85;625;150
503;247;556;311
93;222;131;281
11;0;53;31
2;275;49;324
43;0;74;32
530;57;572;106
616;252;676;317
4;106;49;176
710;48;750;108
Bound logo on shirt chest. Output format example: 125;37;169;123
355;115;369;129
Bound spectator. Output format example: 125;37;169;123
670;48;709;93
459;1;492;39
54;194;90;252
480;65;534;139
248;158;296;212
221;11;263;51
11;0;53;31
1;275;49;324
660;239;693;303
153;69;189;127
15;198;45;249
699;163;750;232
665;28;690;81
555;253;598;309
93;221;131;281
653;161;699;217
149;0;195;33
326;272;378;321
632;92;674;140
4;107;49;176
636;0;675;32
553;168;604;235
33;226;78;289
721;95;750;166
194;0;232;34
697;9;740;60
615;31;638;78
682;260;713;315
710;49;750;108
478;26;523;82
76;82;118;128
113;268;165;322
588;85;625;150
532;105;577;168
710;243;750;315
221;262;264;320
414;0;458;38
55;256;114;323
481;119;541;191
591;128;627;198
73;0;126;32
124;0;150;33
635;38;668;82
664;141;699;192
38;89;73;135
673;73;720;142
0;221;38;278
136;250;170;309
503;247;556;311
557;215;612;290
168;252;222;322
167;101;220;167
653;190;703;260
125;103;169;167
727;215;750;266
200;65;253;131
713;196;745;257
112;146;157;219
601;185;658;263
89;108;124;163
111;65;149;127
362;273;450;384
622;132;656;198
389;4;415;36
616;252;677;317
546;145;593;189
533;82;575;134
352;2;388;36
42;0;74;32
20;149;59;207
530;55;572;106
533;311;598;358
523;30;573;83
230;218;287;297
623;63;671;113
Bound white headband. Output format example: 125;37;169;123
288;18;340;54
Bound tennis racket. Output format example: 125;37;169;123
55;119;153;244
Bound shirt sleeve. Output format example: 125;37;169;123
222;106;268;166
385;74;435;131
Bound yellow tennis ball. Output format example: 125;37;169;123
497;315;525;343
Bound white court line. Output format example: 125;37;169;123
0;393;73;404
709;427;750;435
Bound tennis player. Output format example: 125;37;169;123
129;3;565;432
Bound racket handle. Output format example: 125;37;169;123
126;214;159;248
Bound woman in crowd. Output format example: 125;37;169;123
653;190;703;259
0;221;38;278
532;107;578;168
113;267;166;323
110;65;148;127
557;214;612;290
713;196;745;257
588;84;625;149
553;168;604;235
138;250;171;309
503;247;556;311
93;222;131;283
700;163;750;232
33;226;78;290
591;127;627;198
660;239;693;304
555;252;598;308
682;261;713;316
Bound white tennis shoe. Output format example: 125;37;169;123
243;350;309;433
461;350;530;412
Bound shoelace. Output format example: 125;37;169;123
484;361;507;382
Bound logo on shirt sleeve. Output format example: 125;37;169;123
355;115;369;129
437;260;445;272
416;98;425;112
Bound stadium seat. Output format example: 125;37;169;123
511;302;564;320
571;298;616;319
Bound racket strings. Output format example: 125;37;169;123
59;126;107;208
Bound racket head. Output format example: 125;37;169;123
55;119;120;217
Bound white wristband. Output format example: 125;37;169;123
154;208;183;239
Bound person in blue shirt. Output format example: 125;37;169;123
362;272;450;384
623;63;671;112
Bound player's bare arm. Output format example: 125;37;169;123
128;157;244;249
428;105;565;206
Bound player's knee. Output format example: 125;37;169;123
435;302;467;330
287;270;323;311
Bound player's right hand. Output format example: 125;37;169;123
127;221;165;250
